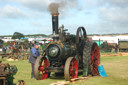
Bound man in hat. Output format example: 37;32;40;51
29;43;40;79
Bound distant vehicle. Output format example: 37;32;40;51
118;39;128;51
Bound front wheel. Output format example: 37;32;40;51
34;56;49;80
64;57;78;81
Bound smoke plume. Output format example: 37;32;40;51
48;3;59;14
48;0;78;14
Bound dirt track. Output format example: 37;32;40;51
101;52;128;57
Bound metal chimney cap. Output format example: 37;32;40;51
52;13;59;16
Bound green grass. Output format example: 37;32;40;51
70;56;128;85
1;56;128;85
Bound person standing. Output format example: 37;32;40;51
29;43;40;79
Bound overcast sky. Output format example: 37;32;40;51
0;0;128;35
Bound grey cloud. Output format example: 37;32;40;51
105;0;128;7
99;22;128;34
99;7;128;23
0;5;29;19
98;6;128;33
85;0;128;34
84;0;128;8
84;0;100;8
15;0;52;11
86;21;128;34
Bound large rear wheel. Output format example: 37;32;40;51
90;43;100;75
64;57;78;81
83;41;100;76
83;41;90;77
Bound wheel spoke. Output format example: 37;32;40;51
93;67;98;74
39;66;44;71
40;63;43;67
80;29;82;37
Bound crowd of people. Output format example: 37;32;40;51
1;42;46;54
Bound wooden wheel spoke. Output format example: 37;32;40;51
93;67;98;74
40;64;43;67
39;66;44;71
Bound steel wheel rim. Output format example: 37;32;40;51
39;57;49;80
91;43;100;75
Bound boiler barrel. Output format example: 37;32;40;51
46;43;76;60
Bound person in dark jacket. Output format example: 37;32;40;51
29;43;40;78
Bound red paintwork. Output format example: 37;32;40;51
39;57;49;80
69;58;78;79
91;43;100;75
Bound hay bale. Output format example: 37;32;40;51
7;58;14;61
50;81;69;85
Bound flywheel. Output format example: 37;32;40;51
76;27;87;53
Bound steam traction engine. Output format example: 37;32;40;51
34;12;100;81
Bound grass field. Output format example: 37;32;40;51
2;55;128;85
